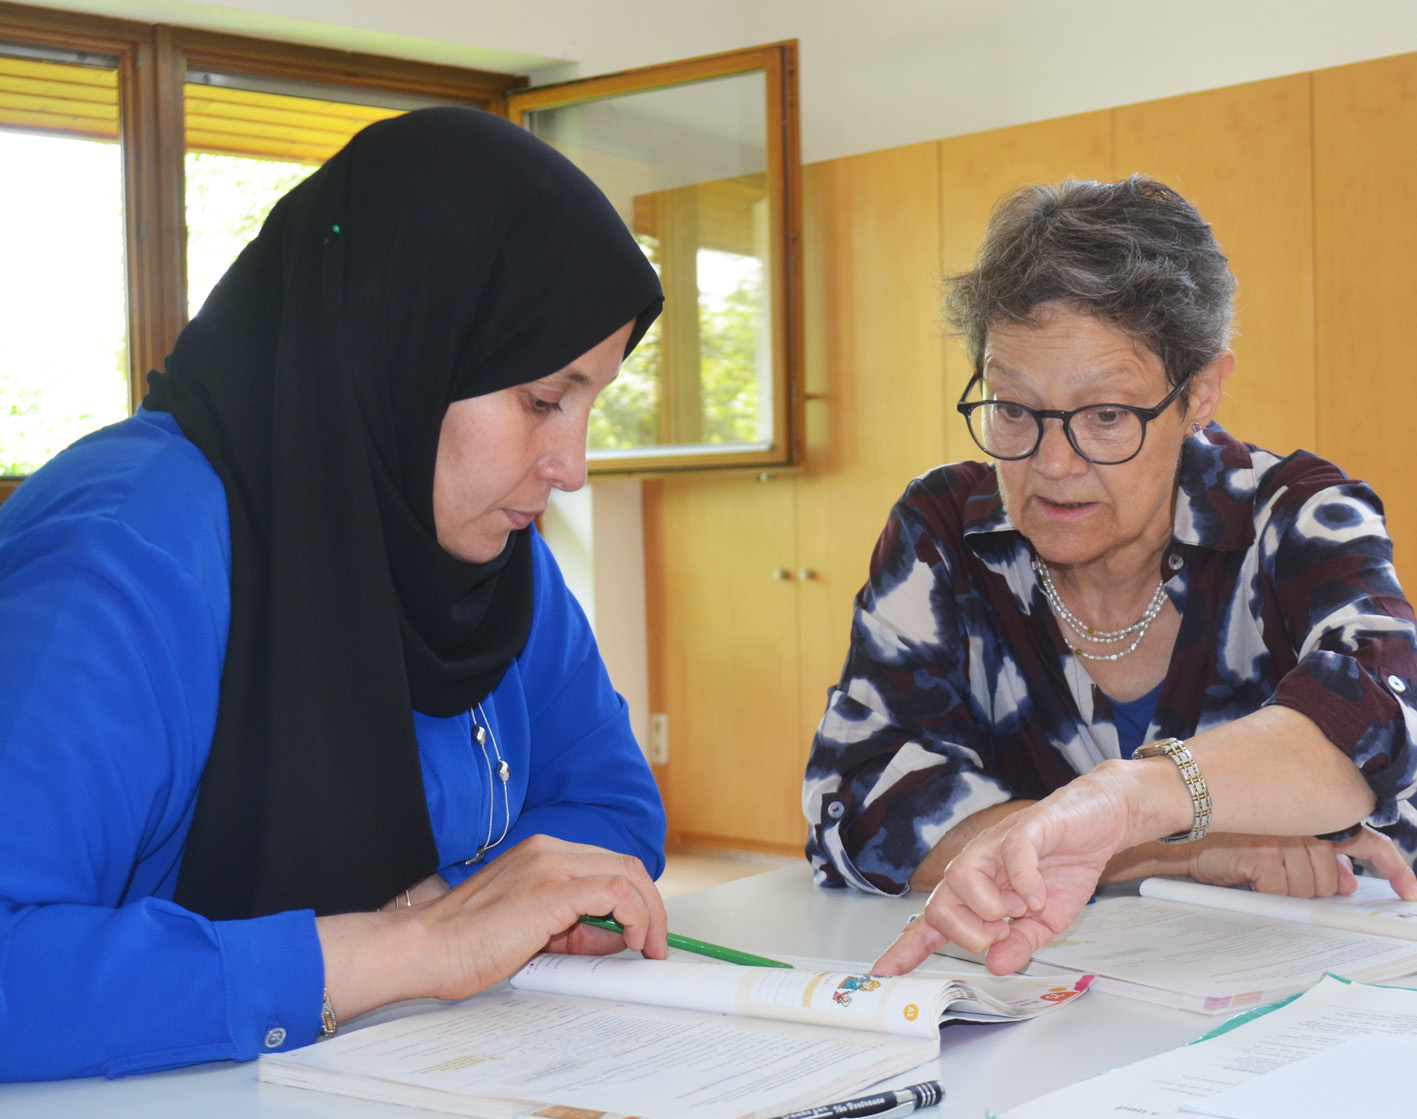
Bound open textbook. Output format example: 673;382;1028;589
1017;875;1417;1014
994;974;1417;1118
259;955;1092;1119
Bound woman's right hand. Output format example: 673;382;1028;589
873;763;1142;978
317;834;667;1026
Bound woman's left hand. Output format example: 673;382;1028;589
1336;825;1417;900
1176;825;1416;900
1185;834;1357;897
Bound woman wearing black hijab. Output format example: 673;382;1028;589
0;108;668;1081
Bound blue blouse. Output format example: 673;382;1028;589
1111;681;1165;759
0;410;666;1081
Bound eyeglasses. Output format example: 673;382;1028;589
955;369;1196;466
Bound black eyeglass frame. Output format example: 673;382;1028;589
955;368;1198;466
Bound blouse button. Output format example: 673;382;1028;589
826;800;845;820
264;1027;287;1049
1389;675;1408;694
1167;553;1184;571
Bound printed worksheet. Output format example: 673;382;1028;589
997;975;1417;1118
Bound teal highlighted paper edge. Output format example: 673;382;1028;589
1189;972;1354;1043
578;915;793;968
983;975;1374;1119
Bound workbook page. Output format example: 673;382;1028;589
261;987;938;1119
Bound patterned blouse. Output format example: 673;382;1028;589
803;426;1417;894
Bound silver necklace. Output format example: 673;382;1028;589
463;702;511;865
1032;556;1168;662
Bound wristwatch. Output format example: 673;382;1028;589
1133;737;1212;843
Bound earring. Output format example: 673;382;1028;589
1191;422;1202;433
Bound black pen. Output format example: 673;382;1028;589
765;1080;944;1119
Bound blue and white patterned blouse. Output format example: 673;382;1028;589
803;425;1417;894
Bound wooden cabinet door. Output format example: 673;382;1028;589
644;474;806;852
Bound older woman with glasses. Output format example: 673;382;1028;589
802;176;1417;977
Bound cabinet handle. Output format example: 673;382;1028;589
797;568;817;582
772;568;794;581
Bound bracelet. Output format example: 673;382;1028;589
319;989;338;1040
1133;737;1211;843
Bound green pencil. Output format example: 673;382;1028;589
578;915;793;968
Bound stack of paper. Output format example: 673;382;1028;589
1018;877;1417;1013
996;974;1417;1118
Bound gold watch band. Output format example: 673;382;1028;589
1133;736;1212;843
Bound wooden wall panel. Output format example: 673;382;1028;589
794;143;947;748
1115;75;1316;454
937;111;1114;463
1314;53;1417;588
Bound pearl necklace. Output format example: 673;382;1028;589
1032;556;1168;662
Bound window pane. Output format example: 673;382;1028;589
185;152;315;317
184;75;412;317
0;53;126;477
524;70;775;460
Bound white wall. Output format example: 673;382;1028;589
539;482;652;756
37;0;1417;162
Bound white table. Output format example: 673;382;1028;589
0;866;1211;1119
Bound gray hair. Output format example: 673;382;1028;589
944;176;1237;394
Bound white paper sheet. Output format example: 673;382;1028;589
997;976;1417;1118
1179;1035;1417;1118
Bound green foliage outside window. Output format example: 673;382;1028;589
698;268;762;445
0;141;314;478
588;243;763;452
185;152;314;318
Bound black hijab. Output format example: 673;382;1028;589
146;108;663;920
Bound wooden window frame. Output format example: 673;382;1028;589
0;1;522;501
506;42;804;476
1;8;802;498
